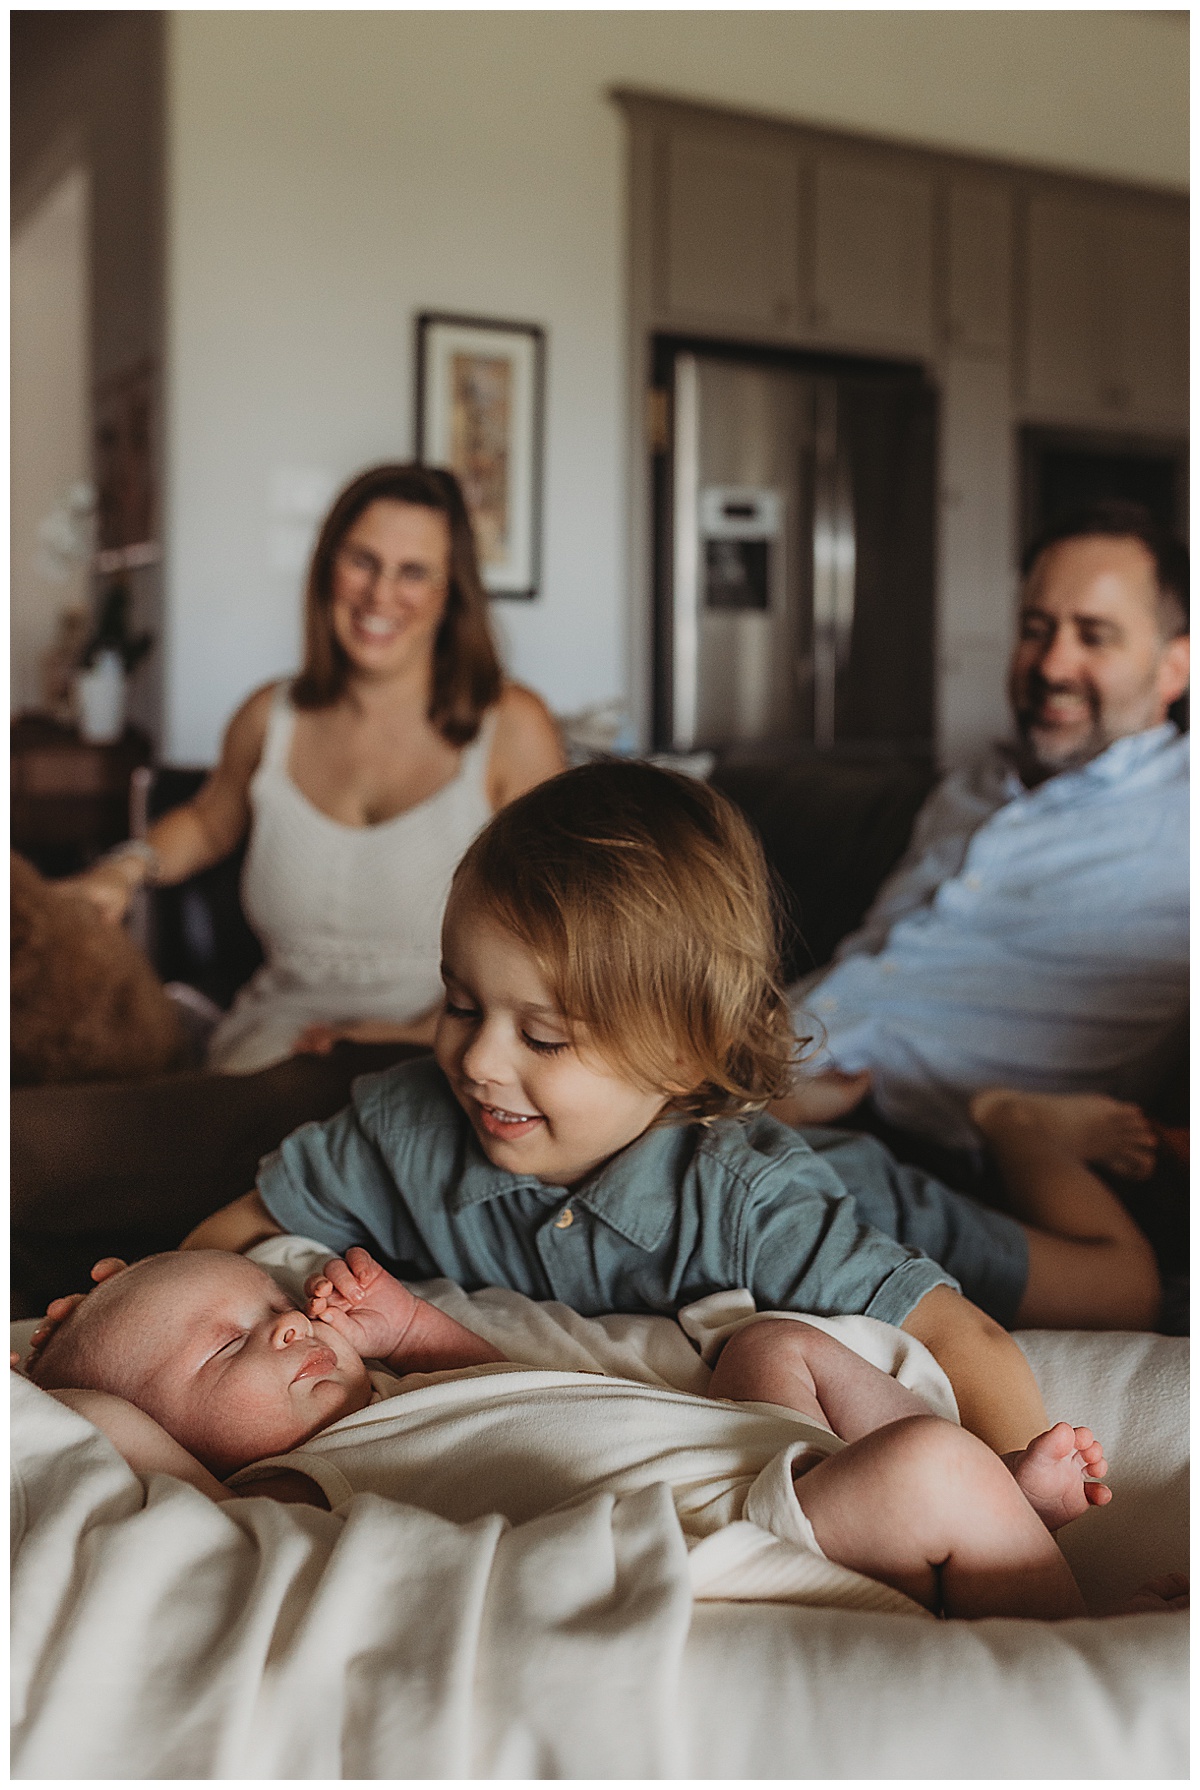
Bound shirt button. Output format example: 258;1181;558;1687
815;996;837;1013
554;1208;575;1230
880;960;897;976
963;873;982;891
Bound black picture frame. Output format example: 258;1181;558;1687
415;311;546;600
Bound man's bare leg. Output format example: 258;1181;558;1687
768;1068;872;1128
970;1091;1161;1329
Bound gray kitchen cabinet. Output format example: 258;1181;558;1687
617;88;1187;767
1106;202;1188;430
661;126;804;334
809;150;935;355
1023;191;1108;420
1022;188;1187;431
945;177;1013;355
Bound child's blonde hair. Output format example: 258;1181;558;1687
449;760;801;1122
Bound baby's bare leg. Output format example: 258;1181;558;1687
793;1413;1086;1620
708;1318;931;1441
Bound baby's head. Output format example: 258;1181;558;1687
435;760;797;1187
26;1250;372;1476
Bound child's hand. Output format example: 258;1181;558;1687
305;1247;419;1363
1004;1421;1111;1532
25;1259;129;1361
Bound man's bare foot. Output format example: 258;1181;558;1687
1004;1422;1111;1532
769;1068;872;1129
970;1089;1158;1181
1119;1572;1189;1615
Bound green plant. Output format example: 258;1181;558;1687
81;582;154;673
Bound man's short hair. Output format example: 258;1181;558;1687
1021;500;1189;639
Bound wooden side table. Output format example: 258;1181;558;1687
10;713;153;875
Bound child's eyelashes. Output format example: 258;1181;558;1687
441;993;569;1054
442;998;479;1021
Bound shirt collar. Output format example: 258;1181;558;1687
995;721;1179;800
448;1116;690;1252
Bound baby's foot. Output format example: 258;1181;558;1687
305;1246;419;1362
1119;1573;1189;1615
1004;1422;1111;1532
970;1090;1158;1180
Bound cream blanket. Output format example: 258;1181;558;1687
228;1245;962;1619
10;1237;1189;1778
233;1365;921;1616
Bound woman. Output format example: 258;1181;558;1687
69;463;565;1073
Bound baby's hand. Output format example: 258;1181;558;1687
1005;1421;1111;1532
305;1247;419;1363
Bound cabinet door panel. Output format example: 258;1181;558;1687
812;155;934;352
947;178;1013;354
1108;206;1189;429
664;132;802;330
1024;192;1106;417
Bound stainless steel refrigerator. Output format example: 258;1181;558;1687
653;342;937;756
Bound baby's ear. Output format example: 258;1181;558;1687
90;1257;130;1284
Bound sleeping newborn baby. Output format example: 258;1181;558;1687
23;1248;503;1483
21;1245;1165;1624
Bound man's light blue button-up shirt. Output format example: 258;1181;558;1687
793;724;1189;1150
257;1056;955;1327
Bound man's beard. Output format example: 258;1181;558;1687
1013;677;1108;779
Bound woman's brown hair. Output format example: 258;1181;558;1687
292;462;502;745
449;760;803;1123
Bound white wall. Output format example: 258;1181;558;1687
164;11;1188;763
11;164;91;716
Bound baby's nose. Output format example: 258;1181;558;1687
271;1309;313;1348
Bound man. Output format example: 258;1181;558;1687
779;501;1190;1156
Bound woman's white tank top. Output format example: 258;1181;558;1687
206;684;495;1073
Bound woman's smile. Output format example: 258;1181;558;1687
330;500;451;677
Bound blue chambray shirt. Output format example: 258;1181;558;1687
257;1056;955;1326
793;725;1189;1151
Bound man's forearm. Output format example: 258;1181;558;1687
901;1285;1049;1454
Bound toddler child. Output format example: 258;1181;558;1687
180;761;1159;1462
23;1244;1129;1622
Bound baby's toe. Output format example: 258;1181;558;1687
1036;1421;1077;1462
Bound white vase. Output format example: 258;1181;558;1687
75;649;126;743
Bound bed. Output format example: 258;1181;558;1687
11;1236;1189;1778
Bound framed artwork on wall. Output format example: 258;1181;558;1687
415;312;545;599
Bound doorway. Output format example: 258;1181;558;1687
11;162;92;716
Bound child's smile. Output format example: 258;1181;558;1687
435;902;672;1189
475;1103;546;1142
